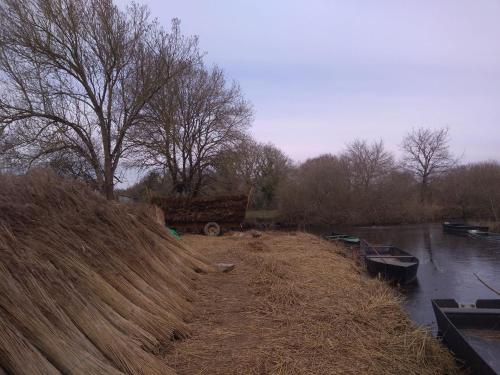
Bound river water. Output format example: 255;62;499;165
334;223;500;331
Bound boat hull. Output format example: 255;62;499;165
365;257;418;284
432;299;500;375
443;222;489;234
360;240;419;284
325;233;360;244
468;230;500;242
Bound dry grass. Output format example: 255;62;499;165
167;232;461;375
0;170;212;374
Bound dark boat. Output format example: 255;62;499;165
443;222;489;235
432;299;500;375
360;240;419;284
325;232;360;244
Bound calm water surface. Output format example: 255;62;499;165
335;223;500;331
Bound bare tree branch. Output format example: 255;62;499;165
127;63;252;197
0;0;197;198
401;127;456;202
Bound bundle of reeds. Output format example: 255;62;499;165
0;170;211;374
151;195;248;225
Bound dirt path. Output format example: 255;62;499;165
166;232;460;375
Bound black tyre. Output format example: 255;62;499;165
203;222;221;236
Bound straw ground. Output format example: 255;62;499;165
167;231;461;375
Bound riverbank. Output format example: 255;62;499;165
167;231;460;374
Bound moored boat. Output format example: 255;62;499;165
443;222;489;234
432;299;500;375
468;230;500;242
360;240;419;284
325;232;360;244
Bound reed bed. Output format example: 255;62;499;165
168;232;462;374
0;170;211;374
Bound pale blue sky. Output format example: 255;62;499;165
118;0;500;163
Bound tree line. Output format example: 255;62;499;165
278;128;500;226
1;0;499;226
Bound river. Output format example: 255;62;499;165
332;223;500;331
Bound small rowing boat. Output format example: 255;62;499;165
325;232;360;244
432;299;500;375
360;240;419;284
468;230;500;242
443;222;489;235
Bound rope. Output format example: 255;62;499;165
473;272;500;296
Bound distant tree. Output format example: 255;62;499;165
0;0;197;199
436;166;472;218
211;139;291;208
217;138;263;192
470;162;500;221
344;139;394;191
437;162;500;220
119;171;170;202
128;64;252;197
278;154;351;226
255;143;292;208
401;127;456;202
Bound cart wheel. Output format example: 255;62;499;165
203;222;221;236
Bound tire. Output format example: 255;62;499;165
203;222;221;236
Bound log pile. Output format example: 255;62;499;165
151;195;248;225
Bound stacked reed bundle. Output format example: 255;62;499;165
0;170;211;374
151;195;248;225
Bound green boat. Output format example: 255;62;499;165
325;232;360;244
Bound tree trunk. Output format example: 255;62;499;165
103;158;115;200
103;174;114;200
102;127;115;200
420;176;428;203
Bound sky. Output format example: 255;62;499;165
117;0;500;164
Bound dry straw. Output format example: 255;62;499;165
168;233;462;375
0;170;211;374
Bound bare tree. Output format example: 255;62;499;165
128;64;252;197
218;138;263;192
278;154;351;226
401;127;455;202
213;139;291;208
344;139;394;191
0;0;197;198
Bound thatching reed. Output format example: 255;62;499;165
151;195;248;225
168;232;462;375
0;170;211;374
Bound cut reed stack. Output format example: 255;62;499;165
0;171;211;374
151;195;247;226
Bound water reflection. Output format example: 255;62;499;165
341;223;500;331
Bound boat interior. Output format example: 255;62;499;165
436;299;500;372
